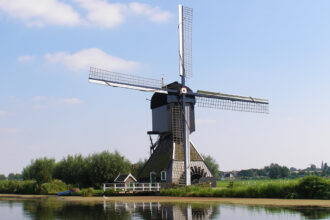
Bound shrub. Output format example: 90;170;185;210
104;188;117;196
0;180;38;194
296;176;330;199
81;187;94;197
40;180;69;195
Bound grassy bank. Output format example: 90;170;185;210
1;176;329;199
161;176;330;199
0;180;69;195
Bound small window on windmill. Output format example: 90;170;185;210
161;171;166;181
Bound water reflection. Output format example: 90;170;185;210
0;198;329;220
108;201;218;219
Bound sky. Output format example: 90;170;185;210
1;0;330;175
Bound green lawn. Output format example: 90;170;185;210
216;179;301;189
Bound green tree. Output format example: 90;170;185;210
310;164;317;171
280;166;290;178
22;157;56;184
7;173;22;180
131;158;147;178
237;169;254;179
7;173;15;180
0;174;6;180
53;154;89;186
296;176;330;199
202;154;220;179
256;169;267;177
87;151;131;187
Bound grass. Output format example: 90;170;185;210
216;179;300;189
161;177;330;199
1;177;328;199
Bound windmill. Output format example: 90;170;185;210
89;5;269;186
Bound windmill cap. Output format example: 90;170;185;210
151;81;194;109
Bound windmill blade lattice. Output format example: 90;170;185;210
195;90;269;113
89;67;166;93
182;6;193;79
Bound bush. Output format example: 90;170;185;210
40;180;69;195
296;176;330;199
104;188;117;196
81;187;94;197
0;180;38;194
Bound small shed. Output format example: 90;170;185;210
114;173;137;187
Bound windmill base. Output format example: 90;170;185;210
137;134;216;187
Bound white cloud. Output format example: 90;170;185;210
0;111;8;117
129;2;172;23
59;98;82;105
0;0;171;28
17;55;35;63
45;48;140;72
31;96;45;102
0;0;82;27
73;0;125;28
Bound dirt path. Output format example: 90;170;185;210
0;194;329;208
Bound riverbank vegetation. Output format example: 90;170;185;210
0;151;329;199
21;151;131;187
160;176;330;199
0;176;329;199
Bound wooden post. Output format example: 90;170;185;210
103;184;105;192
114;184;116;191
149;183;151;191
142;183;144;191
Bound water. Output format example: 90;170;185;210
0;198;329;220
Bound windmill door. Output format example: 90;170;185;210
150;172;156;184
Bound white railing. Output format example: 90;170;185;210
103;183;161;192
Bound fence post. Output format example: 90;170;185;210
103;184;105;192
114;184;116;191
149;183;151;191
142;183;144;191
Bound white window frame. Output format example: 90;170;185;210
161;171;166;181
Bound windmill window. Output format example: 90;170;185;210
161;171;166;181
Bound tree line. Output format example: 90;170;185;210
22;151;131;187
231;163;330;179
0;151;220;187
0;173;22;181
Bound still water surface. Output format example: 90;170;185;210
0;198;329;220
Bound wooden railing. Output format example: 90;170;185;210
103;183;161;192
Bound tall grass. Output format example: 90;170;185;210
0;180;70;195
161;177;330;199
0;180;38;194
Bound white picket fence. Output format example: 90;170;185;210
103;183;161;192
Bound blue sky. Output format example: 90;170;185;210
1;0;330;175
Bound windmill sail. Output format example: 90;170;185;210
179;5;193;79
89;67;167;94
194;90;269;113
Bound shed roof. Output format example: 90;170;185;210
114;173;137;182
